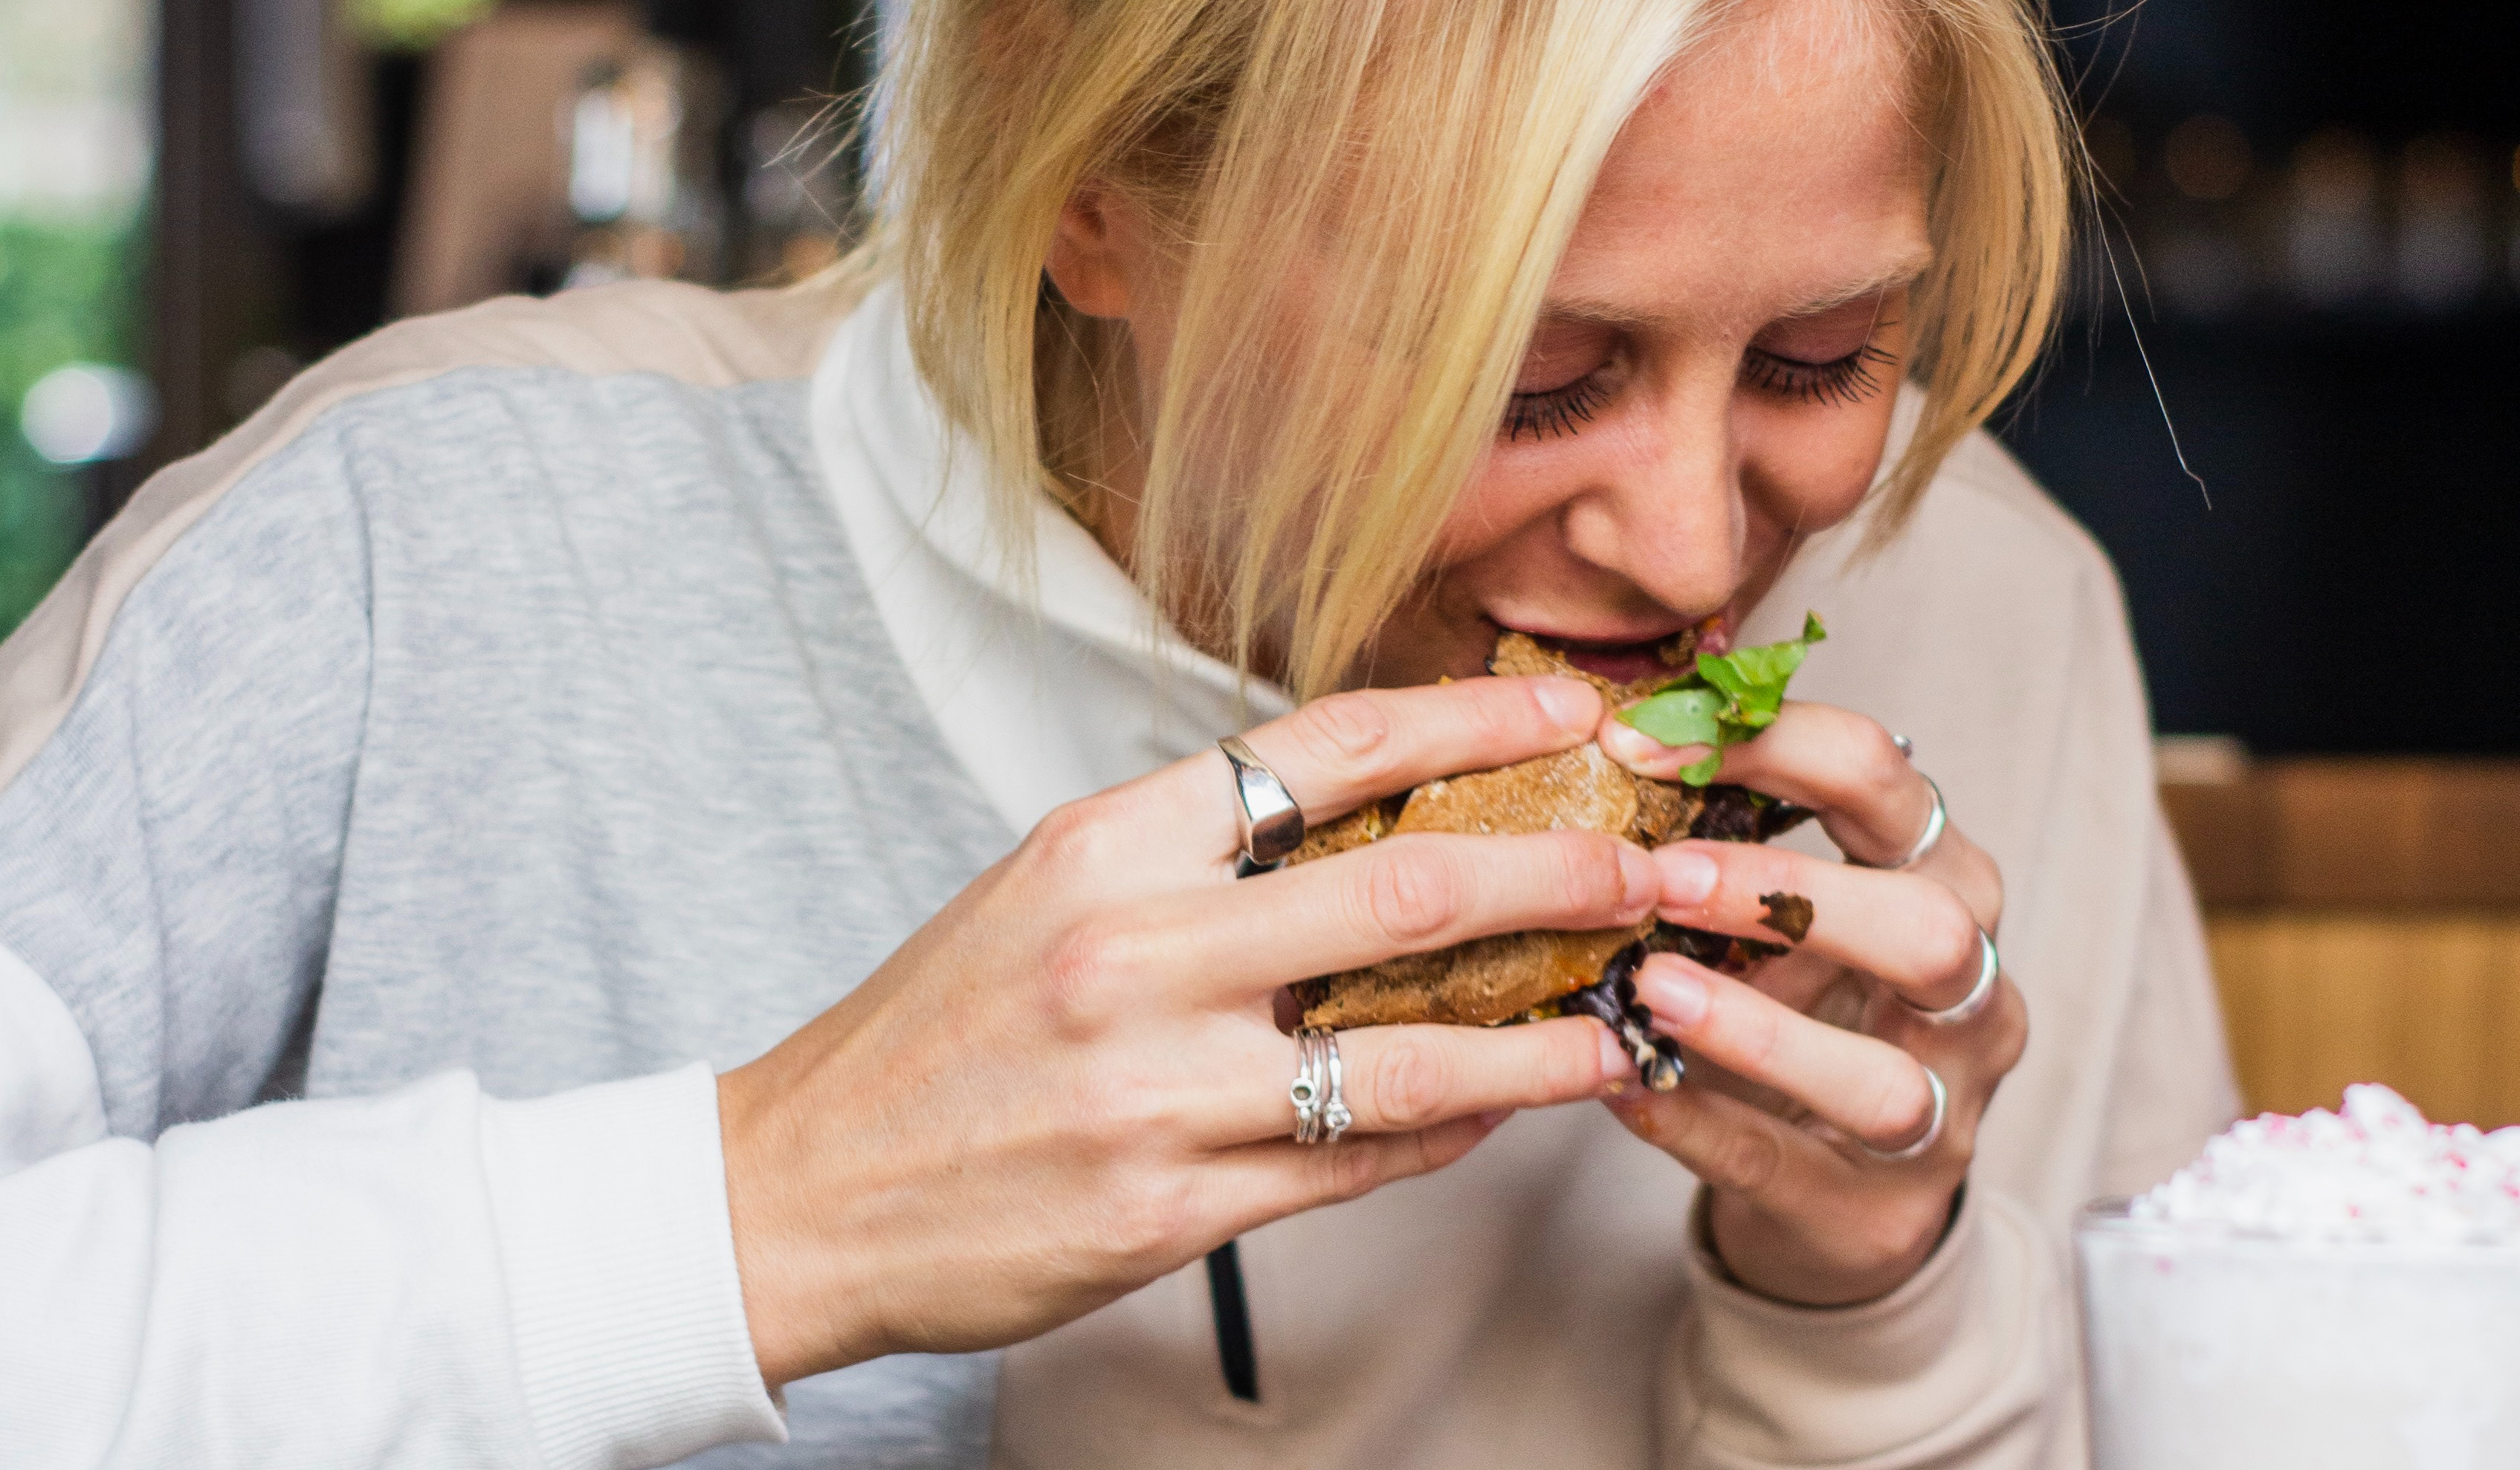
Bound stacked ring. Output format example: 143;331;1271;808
1290;1026;1352;1144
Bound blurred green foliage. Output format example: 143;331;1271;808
0;221;139;636
348;0;495;51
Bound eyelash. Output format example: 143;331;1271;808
1739;340;1899;407
1502;375;1612;441
1500;332;1899;441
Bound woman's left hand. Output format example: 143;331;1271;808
1597;702;2026;1307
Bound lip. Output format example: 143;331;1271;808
1492;609;1734;685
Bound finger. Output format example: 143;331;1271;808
1628;954;1943;1152
1603;703;1996;901
1120;829;1656;998
1603;1075;1867;1205
1206;1111;1507;1236
1600;700;1912;846
1273;1015;1621;1139
1128;676;1606;863
1652;840;1991;1009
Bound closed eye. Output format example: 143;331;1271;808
1502;372;1614;441
1740;337;1898;407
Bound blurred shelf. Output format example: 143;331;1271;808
2164;754;2520;1127
2211;913;2520;1128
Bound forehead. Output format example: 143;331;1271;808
1551;0;1931;326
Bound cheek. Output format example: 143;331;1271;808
1428;448;1573;566
1737;390;1899;529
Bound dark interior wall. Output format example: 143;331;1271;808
2001;3;2520;752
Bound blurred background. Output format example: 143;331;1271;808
1;1;2516;1124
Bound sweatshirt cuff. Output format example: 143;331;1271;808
1675;1186;2058;1466
478;1063;786;1470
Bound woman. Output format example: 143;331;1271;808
0;0;2236;1466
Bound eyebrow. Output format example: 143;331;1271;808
1535;248;1936;331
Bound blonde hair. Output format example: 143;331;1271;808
842;0;2072;699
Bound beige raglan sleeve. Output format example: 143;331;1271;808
1665;1187;2075;1470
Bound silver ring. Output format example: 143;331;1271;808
1851;772;1945;871
1904;928;1999;1027
1858;1066;1946;1162
1290;1026;1351;1144
1219;736;1305;871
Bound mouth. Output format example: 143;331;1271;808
1506;612;1732;687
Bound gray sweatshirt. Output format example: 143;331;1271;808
0;281;1006;1467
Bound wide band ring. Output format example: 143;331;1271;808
1219;735;1305;873
1858;1066;1947;1163
1290;1026;1351;1144
1904;928;2000;1028
1850;771;1947;872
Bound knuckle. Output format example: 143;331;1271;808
1288;691;1395;777
1554;832;1632;915
1106;1168;1201;1265
1918;896;1983;989
1024;795;1117;877
1037;916;1141;1034
1866;1064;1937;1145
1360;844;1465;946
1706;1120;1786;1195
1858;719;1912;796
1366;1034;1452;1131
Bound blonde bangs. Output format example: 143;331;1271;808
867;0;2079;697
1143;2;1701;696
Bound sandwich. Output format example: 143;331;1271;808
1285;614;1828;1090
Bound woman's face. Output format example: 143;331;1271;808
1047;1;1929;690
1368;2;1930;687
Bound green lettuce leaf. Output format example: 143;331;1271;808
1619;684;1726;749
1613;612;1827;786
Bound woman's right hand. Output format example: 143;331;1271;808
717;674;1657;1388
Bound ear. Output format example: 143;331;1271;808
1043;186;1141;320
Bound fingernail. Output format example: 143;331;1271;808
1532;677;1600;734
1636;958;1711;1030
1656;846;1719;907
1597;1022;1628;1077
1599;718;1660;762
1617;842;1657;916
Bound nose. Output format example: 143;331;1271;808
1556;374;1745;615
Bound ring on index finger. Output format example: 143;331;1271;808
1219;735;1306;874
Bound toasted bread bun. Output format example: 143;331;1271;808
1288;631;1705;1029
